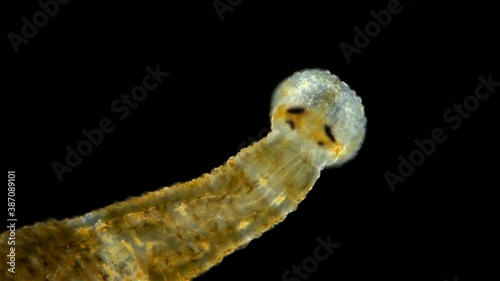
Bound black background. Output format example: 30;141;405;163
4;0;498;280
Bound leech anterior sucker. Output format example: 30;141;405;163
1;69;367;281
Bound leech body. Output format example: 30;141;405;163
1;69;366;280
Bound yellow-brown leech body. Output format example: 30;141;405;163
1;69;366;280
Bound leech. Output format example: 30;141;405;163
0;69;367;281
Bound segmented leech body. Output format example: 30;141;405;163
1;69;367;280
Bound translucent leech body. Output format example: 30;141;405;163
0;69;366;280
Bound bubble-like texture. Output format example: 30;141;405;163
271;69;367;168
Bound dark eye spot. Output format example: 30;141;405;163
317;141;324;146
324;125;336;142
287;107;305;114
286;120;295;129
